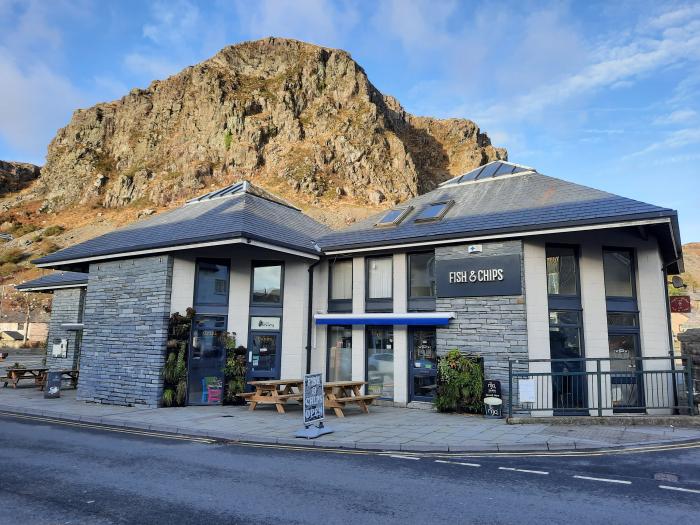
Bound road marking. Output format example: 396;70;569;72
435;460;481;467
499;467;549;475
659;485;700;494
389;455;420;460
573;475;631;485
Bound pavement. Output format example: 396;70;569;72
1;386;699;452
2;413;699;524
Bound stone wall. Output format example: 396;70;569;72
78;255;173;407
45;287;85;370
678;328;700;413
435;240;528;399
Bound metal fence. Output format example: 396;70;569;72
507;356;696;417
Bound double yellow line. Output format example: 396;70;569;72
3;410;699;459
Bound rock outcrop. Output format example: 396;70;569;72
34;37;505;211
0;161;41;196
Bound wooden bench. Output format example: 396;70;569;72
324;382;379;417
1;368;47;389
246;379;304;414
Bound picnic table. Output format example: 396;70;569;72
323;381;379;417
1;367;48;389
39;369;80;391
243;379;303;414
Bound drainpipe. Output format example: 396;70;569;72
306;259;321;375
663;263;679;411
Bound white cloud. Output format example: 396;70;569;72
0;48;84;160
653;108;698;125
142;0;201;46
124;52;182;80
625;127;700;158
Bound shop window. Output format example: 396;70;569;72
366;256;393;312
545;245;586;412
195;260;230;309
408;251;436;311
328;259;352;312
366;326;394;399
546;246;578;296
251;262;283;305
327;325;352;381
603;249;635;298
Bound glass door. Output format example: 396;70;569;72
366;327;394;399
187;315;227;406
409;328;437;402
248;332;281;381
609;331;644;410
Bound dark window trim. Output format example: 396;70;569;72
193;258;231;311
325;324;353;380
247;321;283;381
602;247;638;302
414;200;454;223
250;260;285;308
374;206;414;228
607;311;641;335
365;255;393;312
407;250;436;312
328;258;353;313
545;244;582;310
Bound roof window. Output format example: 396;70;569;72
374;206;413;228
414;201;453;223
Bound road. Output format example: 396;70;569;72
0;414;698;524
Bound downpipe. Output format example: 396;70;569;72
305;259;321;375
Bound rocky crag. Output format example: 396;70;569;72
0;161;40;196
33;37;505;212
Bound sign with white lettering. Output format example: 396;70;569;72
436;254;522;297
302;373;325;426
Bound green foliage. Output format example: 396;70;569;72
162;388;175;407
222;332;247;404
161;309;194;407
43;225;65;237
11;223;38;237
0;247;26;264
435;350;484;414
224;130;233;150
0;262;18;277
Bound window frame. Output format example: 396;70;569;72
374;206;413;228
365;255;393;312
250;260;285;307
407;250;436;312
545;244;582;311
602;247;638;312
193;258;231;314
326;324;353;382
413;200;454;223
365;325;395;400
328;258;353;313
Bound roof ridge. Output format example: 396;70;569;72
186;180;301;211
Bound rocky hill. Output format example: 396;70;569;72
0;161;40;196
32;38;505;213
0;37;509;314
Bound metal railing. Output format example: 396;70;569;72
507;356;696;417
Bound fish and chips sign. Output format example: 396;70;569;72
296;373;333;439
436;254;522;297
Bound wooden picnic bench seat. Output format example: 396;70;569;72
237;392;255;398
333;395;379;403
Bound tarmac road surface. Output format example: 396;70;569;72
0;413;698;524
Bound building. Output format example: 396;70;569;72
20;162;684;415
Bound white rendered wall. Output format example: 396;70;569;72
351;256;366;383
311;260;329;378
393;253;408;405
170;256;196;315
280;260;310;379
228;255;251;347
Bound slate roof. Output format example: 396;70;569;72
319;161;680;252
15;271;88;291
1;331;24;340
33;182;330;267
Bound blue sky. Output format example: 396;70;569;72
1;0;699;241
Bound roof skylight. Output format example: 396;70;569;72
375;206;413;227
439;161;536;187
414;201;453;223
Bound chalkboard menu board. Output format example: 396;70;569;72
303;373;325;426
483;379;503;418
44;371;62;399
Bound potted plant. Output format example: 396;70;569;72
435;350;484;414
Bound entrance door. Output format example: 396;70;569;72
609;333;644;410
248;332;281;381
409;328;437;402
187;315;227;406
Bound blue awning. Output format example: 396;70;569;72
315;312;454;326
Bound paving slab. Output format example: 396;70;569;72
1;387;699;453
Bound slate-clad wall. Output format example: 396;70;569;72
436;241;528;399
78;256;173;407
46;287;85;371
